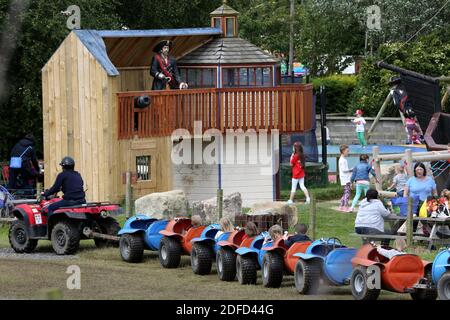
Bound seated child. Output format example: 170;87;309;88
215;217;235;239
284;223;311;248
263;224;285;245
388;163;407;197
191;215;203;228
410;129;421;144
242;221;259;241
374;239;407;260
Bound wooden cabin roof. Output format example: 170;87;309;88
210;4;239;16
178;37;279;65
71;28;222;75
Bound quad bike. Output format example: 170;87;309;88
158;217;207;268
350;243;437;300
190;226;245;276
8;196;121;255
431;248;450;300
294;238;356;294
118;215;169;263
260;237;311;288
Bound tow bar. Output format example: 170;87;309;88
82;227;120;242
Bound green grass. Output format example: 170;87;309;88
0;201;444;300
280;183;345;202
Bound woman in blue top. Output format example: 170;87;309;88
404;162;437;213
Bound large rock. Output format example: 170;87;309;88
192;192;242;224
247;201;298;228
135;190;189;219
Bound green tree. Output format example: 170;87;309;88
0;0;122;159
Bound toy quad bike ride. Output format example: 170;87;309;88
235;232;269;285
431;248;450;300
261;237;311;288
118;215;169;263
350;243;437;300
294;238;356;295
190;226;245;276
215;229;246;281
158;217;206;268
9;195;120;255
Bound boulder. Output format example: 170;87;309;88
247;201;298;228
192;192;242;224
134;190;189;219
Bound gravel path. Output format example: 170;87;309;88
0;248;78;260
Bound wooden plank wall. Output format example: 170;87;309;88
42;32;117;202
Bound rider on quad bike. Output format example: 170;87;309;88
8;156;120;255
42;156;86;215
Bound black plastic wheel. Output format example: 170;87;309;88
294;259;321;294
120;233;144;263
51;221;80;255
9;220;38;253
216;248;237;281
410;268;437;300
159;236;182;268
236;254;257;285
437;272;450;301
191;242;213;275
350;266;381;300
262;251;284;288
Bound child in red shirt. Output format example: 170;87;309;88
288;141;310;204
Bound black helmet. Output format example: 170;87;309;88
60;156;75;169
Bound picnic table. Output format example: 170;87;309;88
352;214;450;250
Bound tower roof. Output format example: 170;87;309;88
210;3;239;16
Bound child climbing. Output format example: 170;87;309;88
338;144;353;212
388;163;408;197
287;141;310;205
351;109;367;147
404;107;423;144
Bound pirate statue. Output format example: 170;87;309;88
150;40;188;90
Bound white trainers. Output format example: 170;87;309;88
305;198;311;204
287;200;294;204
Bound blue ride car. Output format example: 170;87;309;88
294;237;356;294
118;215;169;263
432;248;450;300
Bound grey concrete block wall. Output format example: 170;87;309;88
316;116;407;145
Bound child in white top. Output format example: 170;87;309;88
352;109;367;147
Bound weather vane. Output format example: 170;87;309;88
61;5;81;30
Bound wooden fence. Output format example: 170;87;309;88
118;84;313;139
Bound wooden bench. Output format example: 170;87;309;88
350;233;449;247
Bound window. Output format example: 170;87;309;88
136;156;151;181
226;18;235;37
223;67;273;88
178;68;216;88
213;18;221;29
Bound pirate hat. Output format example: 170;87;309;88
153;40;173;53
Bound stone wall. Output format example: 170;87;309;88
316;116;407;145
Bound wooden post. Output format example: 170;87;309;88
125;172;132;218
405;149;413;179
217;188;223;221
373;146;382;191
441;86;449;111
367;93;392;141
309;193;316;241
407;197;413;247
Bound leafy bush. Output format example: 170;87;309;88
350;32;450;117
312;75;357;114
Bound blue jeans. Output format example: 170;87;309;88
47;199;86;217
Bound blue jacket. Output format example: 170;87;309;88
351;161;375;182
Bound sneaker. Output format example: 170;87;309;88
305;198;311;204
348;207;355;212
338;206;344;211
287;200;293;204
